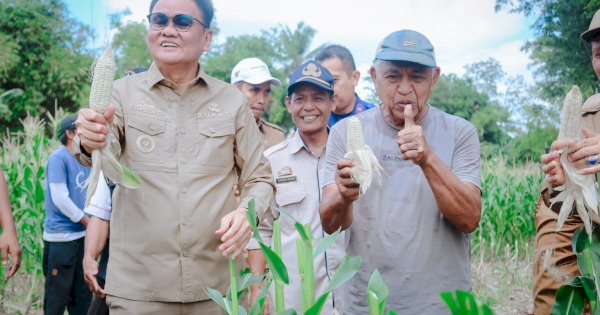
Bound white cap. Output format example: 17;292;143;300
230;58;281;86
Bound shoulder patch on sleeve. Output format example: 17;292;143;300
264;139;289;157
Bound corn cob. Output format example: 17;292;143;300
85;46;142;207
550;85;598;237
343;116;384;194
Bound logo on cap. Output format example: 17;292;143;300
302;63;322;78
403;41;417;46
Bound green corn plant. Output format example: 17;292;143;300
441;290;495;315
551;227;600;314
273;219;285;311
367;269;397;315
204;262;265;315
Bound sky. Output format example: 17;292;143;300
63;0;535;91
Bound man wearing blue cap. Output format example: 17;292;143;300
320;30;482;314
247;60;346;314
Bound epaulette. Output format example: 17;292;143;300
582;93;600;115
264;138;290;157
261;119;285;133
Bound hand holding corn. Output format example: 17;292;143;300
550;85;598;236
344;116;384;194
82;46;142;207
397;105;432;166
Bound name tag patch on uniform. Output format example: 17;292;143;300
136;135;156;153
197;102;233;119
129;100;166;116
276;176;297;184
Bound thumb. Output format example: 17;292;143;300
104;104;116;125
582;127;598;138
404;105;415;128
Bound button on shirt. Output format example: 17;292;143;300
263;131;346;313
100;63;275;303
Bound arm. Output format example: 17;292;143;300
397;105;481;232
0;169;21;278
83;176;111;296
216;103;275;258
49;183;87;225
319;159;360;234
83;216;109;297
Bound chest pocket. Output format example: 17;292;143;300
125;115;167;163
194;121;236;168
275;182;306;229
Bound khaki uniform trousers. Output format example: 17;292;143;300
106;295;225;315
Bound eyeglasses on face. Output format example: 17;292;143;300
147;12;205;32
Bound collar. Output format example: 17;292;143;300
288;128;330;155
144;62;210;90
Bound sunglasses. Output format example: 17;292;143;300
147;12;205;32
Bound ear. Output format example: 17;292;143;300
369;65;377;82
202;29;214;52
285;95;292;113
431;66;441;86
351;70;360;87
331;94;338;112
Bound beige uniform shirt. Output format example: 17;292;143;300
262;132;346;313
257;118;286;149
98;63;275;302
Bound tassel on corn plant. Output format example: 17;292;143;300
85;46;142;206
550;85;598;237
344;116;384;194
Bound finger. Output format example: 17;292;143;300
336;159;354;170
1;244;7;267
579;164;600;175
104;104;116;125
6;248;21;279
215;214;233;236
540;151;560;165
221;215;244;242
550;138;574;151
221;222;250;254
542;162;556;175
404;104;415;128
582;127;599;139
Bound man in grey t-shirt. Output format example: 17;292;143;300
319;30;482;314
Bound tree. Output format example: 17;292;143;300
463;58;506;100
0;0;94;129
111;12;152;77
495;0;600;101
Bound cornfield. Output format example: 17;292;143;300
0;113;543;313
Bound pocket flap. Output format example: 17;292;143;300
275;183;306;206
198;122;235;137
127;116;166;135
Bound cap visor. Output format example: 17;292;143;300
242;75;281;87
582;28;600;41
375;51;436;67
287;79;333;95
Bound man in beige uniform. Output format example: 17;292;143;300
231;57;286;148
535;8;600;314
75;0;275;314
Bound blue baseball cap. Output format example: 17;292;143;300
374;30;436;67
287;60;334;95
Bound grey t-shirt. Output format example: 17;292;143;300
323;106;481;314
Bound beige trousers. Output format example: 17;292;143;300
106;295;225;315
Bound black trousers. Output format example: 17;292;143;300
43;238;92;315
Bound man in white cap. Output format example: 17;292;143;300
231;58;286;149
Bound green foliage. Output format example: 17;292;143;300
495;0;600;102
473;158;543;258
441;290;495;315
0;0;94;129
551;228;600;314
111;21;152;77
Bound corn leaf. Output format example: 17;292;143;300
325;255;362;293
551;276;587;315
259;242;289;285
204;287;228;312
276;310;298;315
573;228;600;312
249;277;272;315
313;228;341;258
246;200;264;244
303;292;330;315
